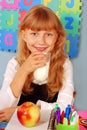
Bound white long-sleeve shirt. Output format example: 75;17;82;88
0;57;74;121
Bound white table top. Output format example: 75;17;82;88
5;109;49;130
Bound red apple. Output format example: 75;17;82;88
17;102;40;127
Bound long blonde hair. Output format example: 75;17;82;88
17;5;66;98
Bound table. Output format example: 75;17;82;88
5;109;49;130
1;110;87;130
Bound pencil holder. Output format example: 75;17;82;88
56;122;79;130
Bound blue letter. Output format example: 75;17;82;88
65;17;73;29
66;0;74;8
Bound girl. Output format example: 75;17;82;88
0;5;74;122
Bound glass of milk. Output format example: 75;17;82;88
33;52;50;83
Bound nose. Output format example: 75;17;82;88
38;34;46;45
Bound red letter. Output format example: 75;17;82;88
24;0;33;6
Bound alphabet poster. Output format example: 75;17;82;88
0;0;82;58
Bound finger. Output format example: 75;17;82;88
34;63;47;70
0;112;5;117
0;111;4;114
0;116;8;122
0;114;5;121
0;113;10;122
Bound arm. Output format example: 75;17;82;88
0;52;48;109
57;58;74;110
0;56;31;109
36;58;74;121
0;57;20;109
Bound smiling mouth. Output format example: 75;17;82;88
34;46;48;52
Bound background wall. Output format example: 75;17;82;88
0;0;87;110
72;0;87;110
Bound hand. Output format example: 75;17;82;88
37;105;41;109
22;52;48;75
0;107;16;122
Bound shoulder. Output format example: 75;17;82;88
7;56;18;65
62;57;74;86
63;57;73;70
5;56;19;72
63;57;73;77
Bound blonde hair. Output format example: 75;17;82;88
17;5;66;98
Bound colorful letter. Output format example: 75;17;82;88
6;0;14;4
6;14;14;26
66;0;74;8
44;0;51;6
65;40;70;53
65;17;73;29
24;0;33;6
4;34;13;46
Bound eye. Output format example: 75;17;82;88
31;32;37;36
46;33;53;36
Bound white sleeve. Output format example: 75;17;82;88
0;57;20;110
36;58;74;122
57;58;74;110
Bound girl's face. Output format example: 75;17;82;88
22;29;58;53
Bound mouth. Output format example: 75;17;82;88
34;46;48;52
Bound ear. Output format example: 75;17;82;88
21;30;27;42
